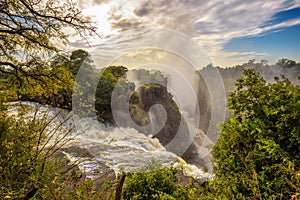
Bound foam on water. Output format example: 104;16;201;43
8;102;212;180
70;116;179;172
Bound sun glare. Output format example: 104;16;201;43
82;4;113;37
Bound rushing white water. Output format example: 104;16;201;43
7;101;212;180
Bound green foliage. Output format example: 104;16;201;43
212;69;300;199
35;159;115;200
121;161;213;200
0;49;95;110
0;98;74;198
215;58;300;95
64;50;97;115
123;167;179;199
95;66;136;123
276;58;297;68
0;100;115;199
130;69;167;85
0;104;43;198
8;64;74;101
0;0;96;107
0;0;95;75
68;49;93;76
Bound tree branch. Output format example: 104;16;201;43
19;0;97;34
21;184;39;200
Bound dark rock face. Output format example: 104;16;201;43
181;74;213;172
20;93;71;109
138;85;168;111
135;84;184;146
131;82;213;171
196;74;211;134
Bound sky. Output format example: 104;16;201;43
68;0;300;68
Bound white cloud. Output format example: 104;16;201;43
70;0;300;67
191;0;300;66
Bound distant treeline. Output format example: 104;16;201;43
201;58;300;94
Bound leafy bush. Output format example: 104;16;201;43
0;103;43;198
212;69;300;199
122;161;211;200
0;100;115;199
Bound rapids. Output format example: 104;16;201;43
7;101;212;180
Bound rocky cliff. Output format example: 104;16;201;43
130;83;212;171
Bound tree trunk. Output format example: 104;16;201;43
22;184;39;200
115;174;126;200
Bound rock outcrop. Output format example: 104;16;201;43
129;83;214;171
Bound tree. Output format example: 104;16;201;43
67;50;99;117
0;99;75;199
95;66;135;123
0;0;96;91
0;2;98;198
67;49;93;76
276;59;296;68
212;69;300;199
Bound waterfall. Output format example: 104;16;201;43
8;101;212;180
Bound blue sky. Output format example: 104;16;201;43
70;0;300;68
224;7;300;64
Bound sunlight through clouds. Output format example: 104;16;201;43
69;0;300;67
